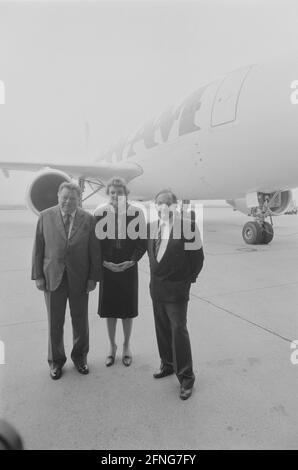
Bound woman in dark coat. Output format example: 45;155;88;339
94;177;146;367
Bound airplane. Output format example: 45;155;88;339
1;53;298;245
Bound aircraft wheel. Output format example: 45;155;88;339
261;221;274;244
242;221;263;244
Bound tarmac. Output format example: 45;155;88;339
0;206;298;450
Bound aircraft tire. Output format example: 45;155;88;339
261;221;274;244
242;221;263;244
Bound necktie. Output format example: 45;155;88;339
64;213;71;239
154;223;163;258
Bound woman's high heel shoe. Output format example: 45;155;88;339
105;346;117;367
122;355;132;367
122;345;132;367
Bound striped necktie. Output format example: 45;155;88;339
64;213;71;239
154;223;163;258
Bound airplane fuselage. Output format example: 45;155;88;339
97;55;298;201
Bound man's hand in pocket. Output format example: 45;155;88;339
35;278;46;291
86;279;96;293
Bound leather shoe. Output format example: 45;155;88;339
50;367;62;380
74;363;89;375
153;368;174;379
180;386;193;400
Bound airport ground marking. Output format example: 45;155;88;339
138;264;293;343
190;293;293;343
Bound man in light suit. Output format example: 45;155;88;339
32;182;101;380
147;190;204;400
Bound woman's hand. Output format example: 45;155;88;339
117;261;135;271
103;260;135;272
103;261;124;272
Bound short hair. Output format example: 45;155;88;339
106;176;129;196
154;189;177;204
58;181;81;197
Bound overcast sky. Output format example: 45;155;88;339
1;0;298;203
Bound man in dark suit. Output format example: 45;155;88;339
32;182;101;380
147;190;204;400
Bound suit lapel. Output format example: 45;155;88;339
54;205;67;240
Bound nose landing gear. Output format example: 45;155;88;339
242;220;274;244
242;194;274;245
78;177;105;207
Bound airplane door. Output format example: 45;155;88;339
211;66;252;127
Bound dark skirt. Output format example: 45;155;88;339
98;264;139;318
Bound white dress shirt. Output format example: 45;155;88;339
156;217;174;262
60;209;76;239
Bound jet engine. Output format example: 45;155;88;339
26;169;72;215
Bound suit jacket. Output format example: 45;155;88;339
31;205;102;293
147;214;204;302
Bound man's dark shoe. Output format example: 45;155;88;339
50;367;62;380
180;386;193;400
74;363;89;375
153;368;174;379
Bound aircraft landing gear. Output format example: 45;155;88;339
78;177;105;208
261;221;274;244
242;220;274;244
242;193;274;245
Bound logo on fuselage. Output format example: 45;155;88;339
100;84;209;163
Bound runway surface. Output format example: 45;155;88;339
0;207;298;450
